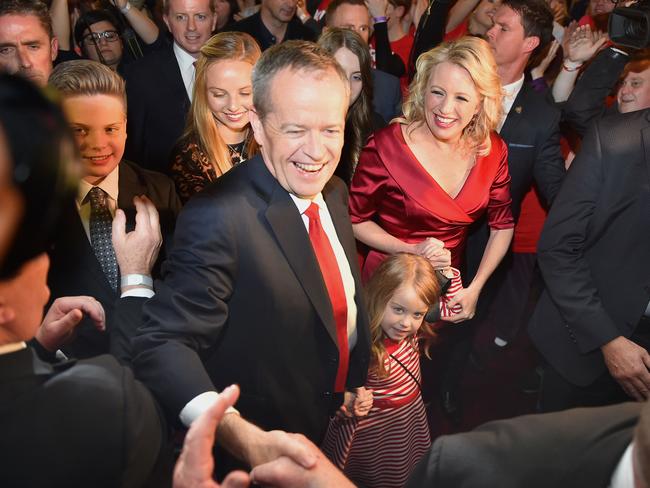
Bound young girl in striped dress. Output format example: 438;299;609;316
322;253;443;488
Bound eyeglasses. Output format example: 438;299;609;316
83;30;120;44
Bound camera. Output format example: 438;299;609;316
609;0;650;49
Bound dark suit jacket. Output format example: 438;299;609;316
372;68;402;124
133;155;370;445
562;47;629;137
122;45;189;174
0;347;163;487
465;82;565;281
47;160;181;359
406;402;640;488
529;110;650;386
230;12;316;51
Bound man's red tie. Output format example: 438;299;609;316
304;202;349;393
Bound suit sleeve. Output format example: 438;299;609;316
537;120;620;353
562;48;628;137
122;64;147;166
132;192;237;421
532;102;565;207
373;22;406;78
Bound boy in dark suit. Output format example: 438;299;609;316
47;60;181;359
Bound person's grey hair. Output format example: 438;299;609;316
49;60;127;111
252;40;349;120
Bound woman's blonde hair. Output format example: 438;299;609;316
182;31;261;176
365;253;441;378
402;36;503;155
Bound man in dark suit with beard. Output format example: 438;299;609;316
132;41;371;474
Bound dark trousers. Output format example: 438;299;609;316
440;253;540;392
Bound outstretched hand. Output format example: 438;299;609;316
173;385;251;488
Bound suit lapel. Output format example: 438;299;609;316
264;180;339;346
499;82;528;141
54;199;115;297
162;46;191;107
642;113;650;187
117;161;147;233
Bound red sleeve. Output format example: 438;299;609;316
486;138;515;230
348;138;389;224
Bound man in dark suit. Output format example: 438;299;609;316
440;0;566;418
122;0;217;174
406;401;644;488
133;41;370;473
529;108;650;411
0;73;165;488
47;60;181;359
230;0;316;51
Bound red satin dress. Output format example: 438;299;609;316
349;123;514;281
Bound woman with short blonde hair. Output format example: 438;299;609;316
350;36;514;325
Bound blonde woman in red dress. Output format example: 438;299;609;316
349;36;514;324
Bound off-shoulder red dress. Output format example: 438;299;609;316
349;123;514;281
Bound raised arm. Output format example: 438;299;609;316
110;0;160;44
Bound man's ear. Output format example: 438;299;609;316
248;107;264;146
50;36;59;63
163;14;171;33
0;297;16;326
522;35;540;55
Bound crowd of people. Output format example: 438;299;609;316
1;0;650;486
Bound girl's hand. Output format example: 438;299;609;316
411;238;451;269
351;387;373;417
441;286;480;323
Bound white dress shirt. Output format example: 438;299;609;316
173;42;196;101
0;342;26;356
180;192;359;427
498;75;525;133
609;443;635;488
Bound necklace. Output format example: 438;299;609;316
226;129;249;165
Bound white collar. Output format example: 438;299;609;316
77;164;120;205
289;192;328;215
609;442;635;488
0;342;26;356
502;74;525;100
173;41;197;73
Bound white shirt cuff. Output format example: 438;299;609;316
120;288;155;298
179;390;240;427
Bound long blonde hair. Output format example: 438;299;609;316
402;37;503;156
182;32;261;176
365;253;441;378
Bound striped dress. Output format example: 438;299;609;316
321;336;431;488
